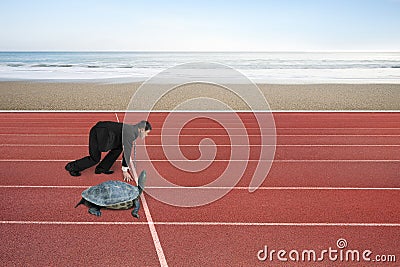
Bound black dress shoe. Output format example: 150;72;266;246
69;170;82;177
65;163;81;176
95;169;114;175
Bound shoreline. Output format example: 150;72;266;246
1;81;400;111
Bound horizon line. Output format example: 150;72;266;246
1;50;400;53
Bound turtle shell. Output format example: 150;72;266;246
82;180;139;207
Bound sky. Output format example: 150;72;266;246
0;0;399;51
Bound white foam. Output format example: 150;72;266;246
1;52;400;83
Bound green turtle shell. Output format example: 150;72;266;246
82;180;139;208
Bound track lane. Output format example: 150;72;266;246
2;188;399;224
2;111;400;267
1;145;399;160
2;135;400;145
1;111;400;127
144;189;400;224
0;224;160;266
1;161;399;188
2;125;400;135
154;225;400;266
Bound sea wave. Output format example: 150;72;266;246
0;52;399;83
3;62;400;70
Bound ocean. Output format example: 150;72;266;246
0;51;399;83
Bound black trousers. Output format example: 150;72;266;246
68;127;122;172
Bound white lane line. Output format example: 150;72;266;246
0;185;399;190
1;221;399;227
143;186;400;191
0;185;88;189
140;194;168;267
1;109;400;112
1;159;400;162
0;221;149;225
135;182;168;266
2;125;400;130
2;134;400;137
0;134;87;136
2;144;400;147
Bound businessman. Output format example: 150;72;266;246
65;120;152;181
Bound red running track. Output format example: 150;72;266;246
0;111;400;266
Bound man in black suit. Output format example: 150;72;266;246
65;120;152;181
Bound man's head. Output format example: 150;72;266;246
138;120;152;139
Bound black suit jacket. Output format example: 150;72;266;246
93;121;138;167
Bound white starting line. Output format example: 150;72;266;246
1;144;400;147
1;220;399;227
1;159;399;162
0;185;399;191
1;133;400;137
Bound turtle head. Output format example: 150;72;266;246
138;170;146;195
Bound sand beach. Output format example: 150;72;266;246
0;81;399;111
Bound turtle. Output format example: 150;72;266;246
75;170;146;219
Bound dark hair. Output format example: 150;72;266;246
145;121;152;131
138;120;152;131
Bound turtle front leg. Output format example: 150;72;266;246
131;198;140;219
88;206;102;217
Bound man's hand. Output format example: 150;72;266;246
123;171;133;182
